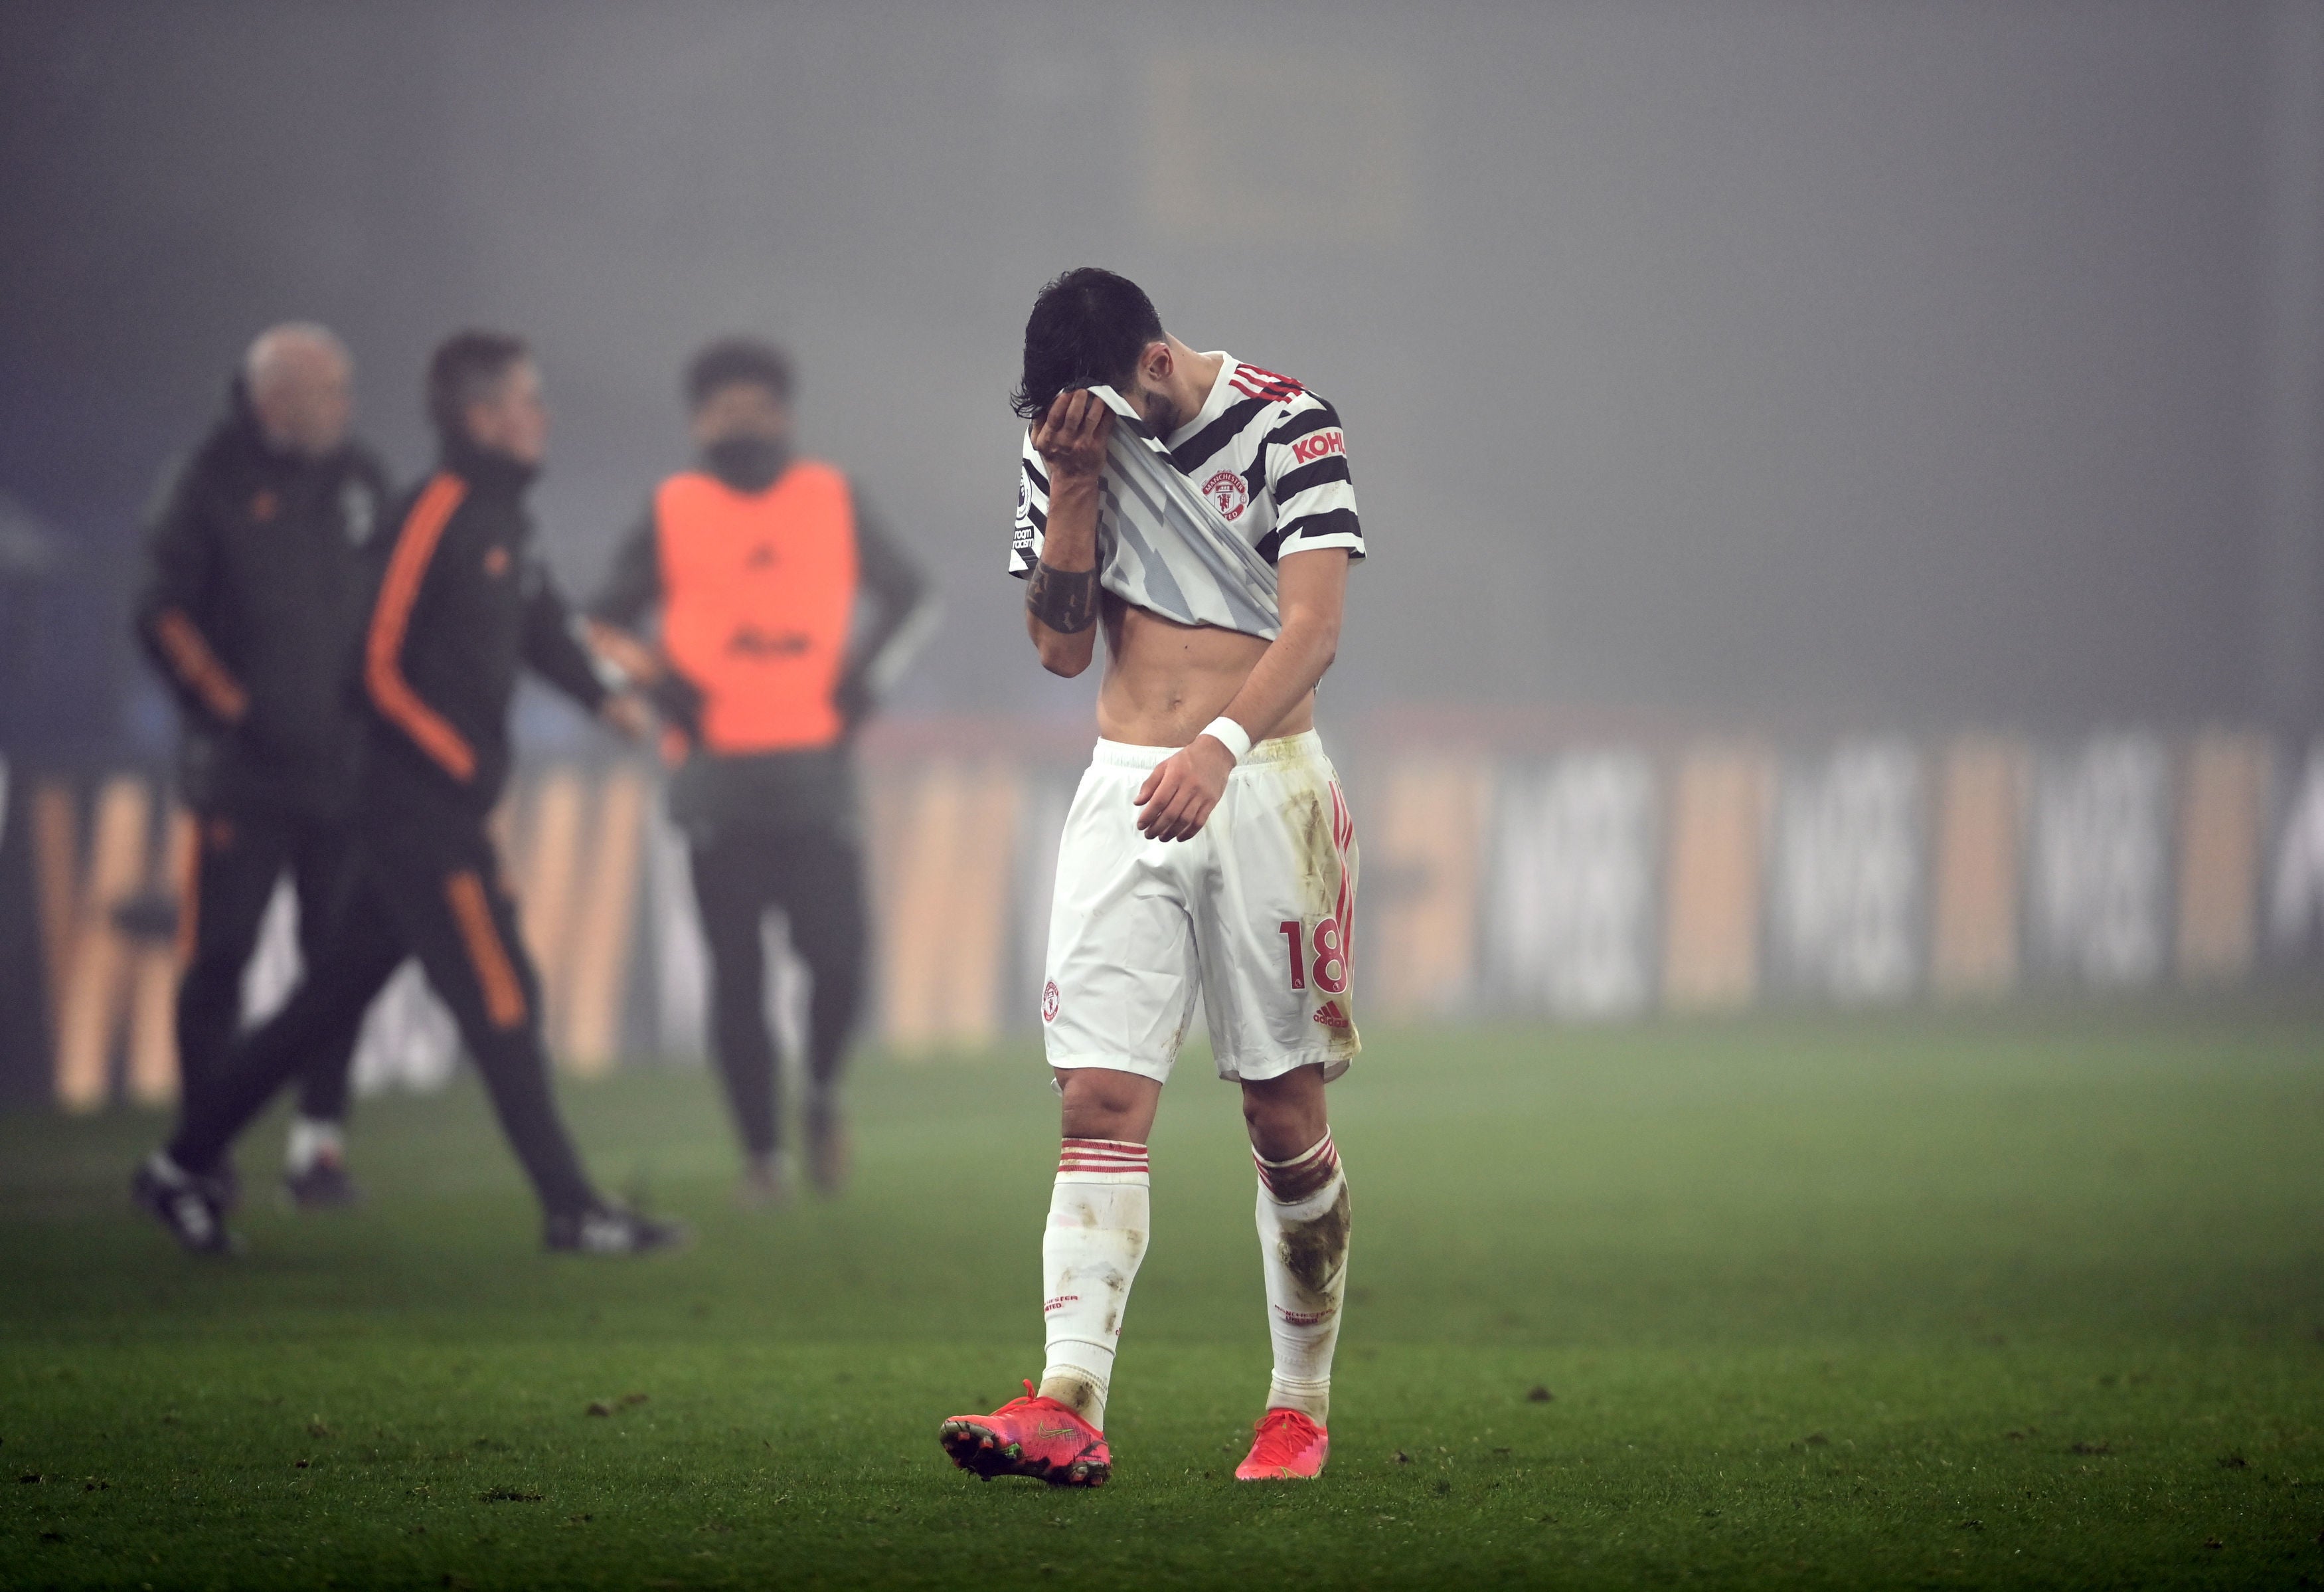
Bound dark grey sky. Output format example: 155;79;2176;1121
0;1;2297;750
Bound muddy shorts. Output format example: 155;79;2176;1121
1040;730;1360;1085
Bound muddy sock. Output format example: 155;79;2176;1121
1038;1138;1151;1433
1255;1130;1350;1425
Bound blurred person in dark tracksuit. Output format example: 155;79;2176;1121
133;330;683;1258
134;323;389;1210
586;338;935;1205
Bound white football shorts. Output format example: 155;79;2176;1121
1041;730;1361;1085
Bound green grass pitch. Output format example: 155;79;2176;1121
3;1004;2323;1589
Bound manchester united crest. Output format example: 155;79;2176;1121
1201;470;1248;522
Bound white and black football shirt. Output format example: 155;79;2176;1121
1010;353;1364;640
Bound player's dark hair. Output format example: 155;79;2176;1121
1011;267;1164;420
426;329;531;446
685;337;794;410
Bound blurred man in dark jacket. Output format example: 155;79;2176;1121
587;338;934;1203
134;329;681;1258
134;322;389;1209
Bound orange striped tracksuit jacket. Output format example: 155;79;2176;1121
361;438;609;818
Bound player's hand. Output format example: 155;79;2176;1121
1134;736;1236;843
1031;389;1114;488
598;690;652;741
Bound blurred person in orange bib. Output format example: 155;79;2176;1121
133;323;391;1211
586;339;933;1205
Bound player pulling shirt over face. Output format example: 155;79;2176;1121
940;267;1365;1488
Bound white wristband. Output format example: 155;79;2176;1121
1199;716;1252;764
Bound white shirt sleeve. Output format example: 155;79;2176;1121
1009;430;1046;578
1263;397;1364;562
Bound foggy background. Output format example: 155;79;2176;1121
3;0;2318;757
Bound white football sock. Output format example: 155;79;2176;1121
285;1116;343;1175
1254;1130;1351;1424
1037;1138;1151;1432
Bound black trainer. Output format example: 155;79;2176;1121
131;1155;236;1255
542;1206;690;1256
282;1156;362;1211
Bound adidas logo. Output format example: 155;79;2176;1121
1312;1002;1351;1030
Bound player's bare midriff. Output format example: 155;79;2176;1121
1095;592;1316;749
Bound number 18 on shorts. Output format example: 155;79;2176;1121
1040;731;1359;1087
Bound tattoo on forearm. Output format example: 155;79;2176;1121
1027;561;1100;634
